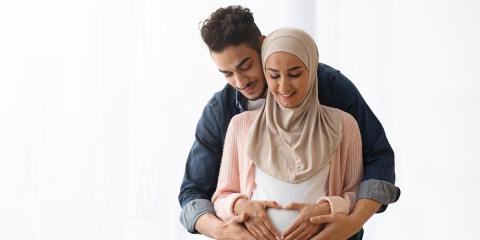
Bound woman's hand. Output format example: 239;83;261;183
233;198;281;240
281;202;331;240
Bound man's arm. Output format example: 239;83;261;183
195;213;224;238
318;64;400;211
178;95;224;233
178;92;255;240
310;199;381;240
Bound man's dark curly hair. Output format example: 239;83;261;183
200;6;262;52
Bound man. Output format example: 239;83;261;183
179;5;400;240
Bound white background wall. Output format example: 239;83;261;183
0;0;479;239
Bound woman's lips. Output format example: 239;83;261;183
278;91;296;101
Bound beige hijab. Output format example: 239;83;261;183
246;27;343;184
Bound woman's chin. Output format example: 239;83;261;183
267;208;300;234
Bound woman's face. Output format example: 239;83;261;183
265;52;309;108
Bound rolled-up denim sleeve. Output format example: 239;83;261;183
320;67;401;213
178;95;225;233
357;179;401;212
180;199;216;233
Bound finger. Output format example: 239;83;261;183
244;222;260;239
231;221;257;240
233;213;249;223
244;221;258;238
262;216;281;238
283;202;305;211
294;230;309;240
283;223;306;240
281;214;303;238
296;227;317;240
258;220;277;240
310;214;335;224
262;200;281;209
247;222;266;240
282;221;300;238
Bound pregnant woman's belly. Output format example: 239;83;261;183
251;166;329;233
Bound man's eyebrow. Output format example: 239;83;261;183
235;57;251;69
218;57;251;73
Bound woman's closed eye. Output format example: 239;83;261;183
288;72;302;78
269;74;280;79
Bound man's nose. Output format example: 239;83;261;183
234;72;248;89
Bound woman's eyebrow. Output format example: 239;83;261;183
288;66;302;71
266;66;302;72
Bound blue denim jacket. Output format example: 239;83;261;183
178;63;400;236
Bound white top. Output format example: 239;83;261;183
251;165;330;233
247;98;266;110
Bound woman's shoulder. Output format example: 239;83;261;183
227;110;260;136
230;110;260;126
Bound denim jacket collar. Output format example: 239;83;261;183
235;90;247;113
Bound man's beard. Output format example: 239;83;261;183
246;83;268;101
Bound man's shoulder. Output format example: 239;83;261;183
204;84;238;112
317;62;359;108
317;63;352;89
318;62;339;76
207;84;236;104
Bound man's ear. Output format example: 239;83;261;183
259;35;266;44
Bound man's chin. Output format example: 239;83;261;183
244;93;262;101
243;85;267;101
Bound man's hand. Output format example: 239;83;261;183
194;213;255;240
309;214;361;240
213;213;257;240
234;199;281;240
281;202;330;240
310;199;381;240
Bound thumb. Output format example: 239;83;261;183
232;213;249;223
310;214;335;224
283;202;305;211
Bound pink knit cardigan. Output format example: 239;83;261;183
212;110;363;220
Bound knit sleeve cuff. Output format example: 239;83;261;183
214;193;249;221
317;196;350;215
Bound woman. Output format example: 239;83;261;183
212;27;363;240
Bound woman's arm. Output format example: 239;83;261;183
211;116;249;220
212;114;280;240
317;112;363;214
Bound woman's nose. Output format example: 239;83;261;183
278;77;291;93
